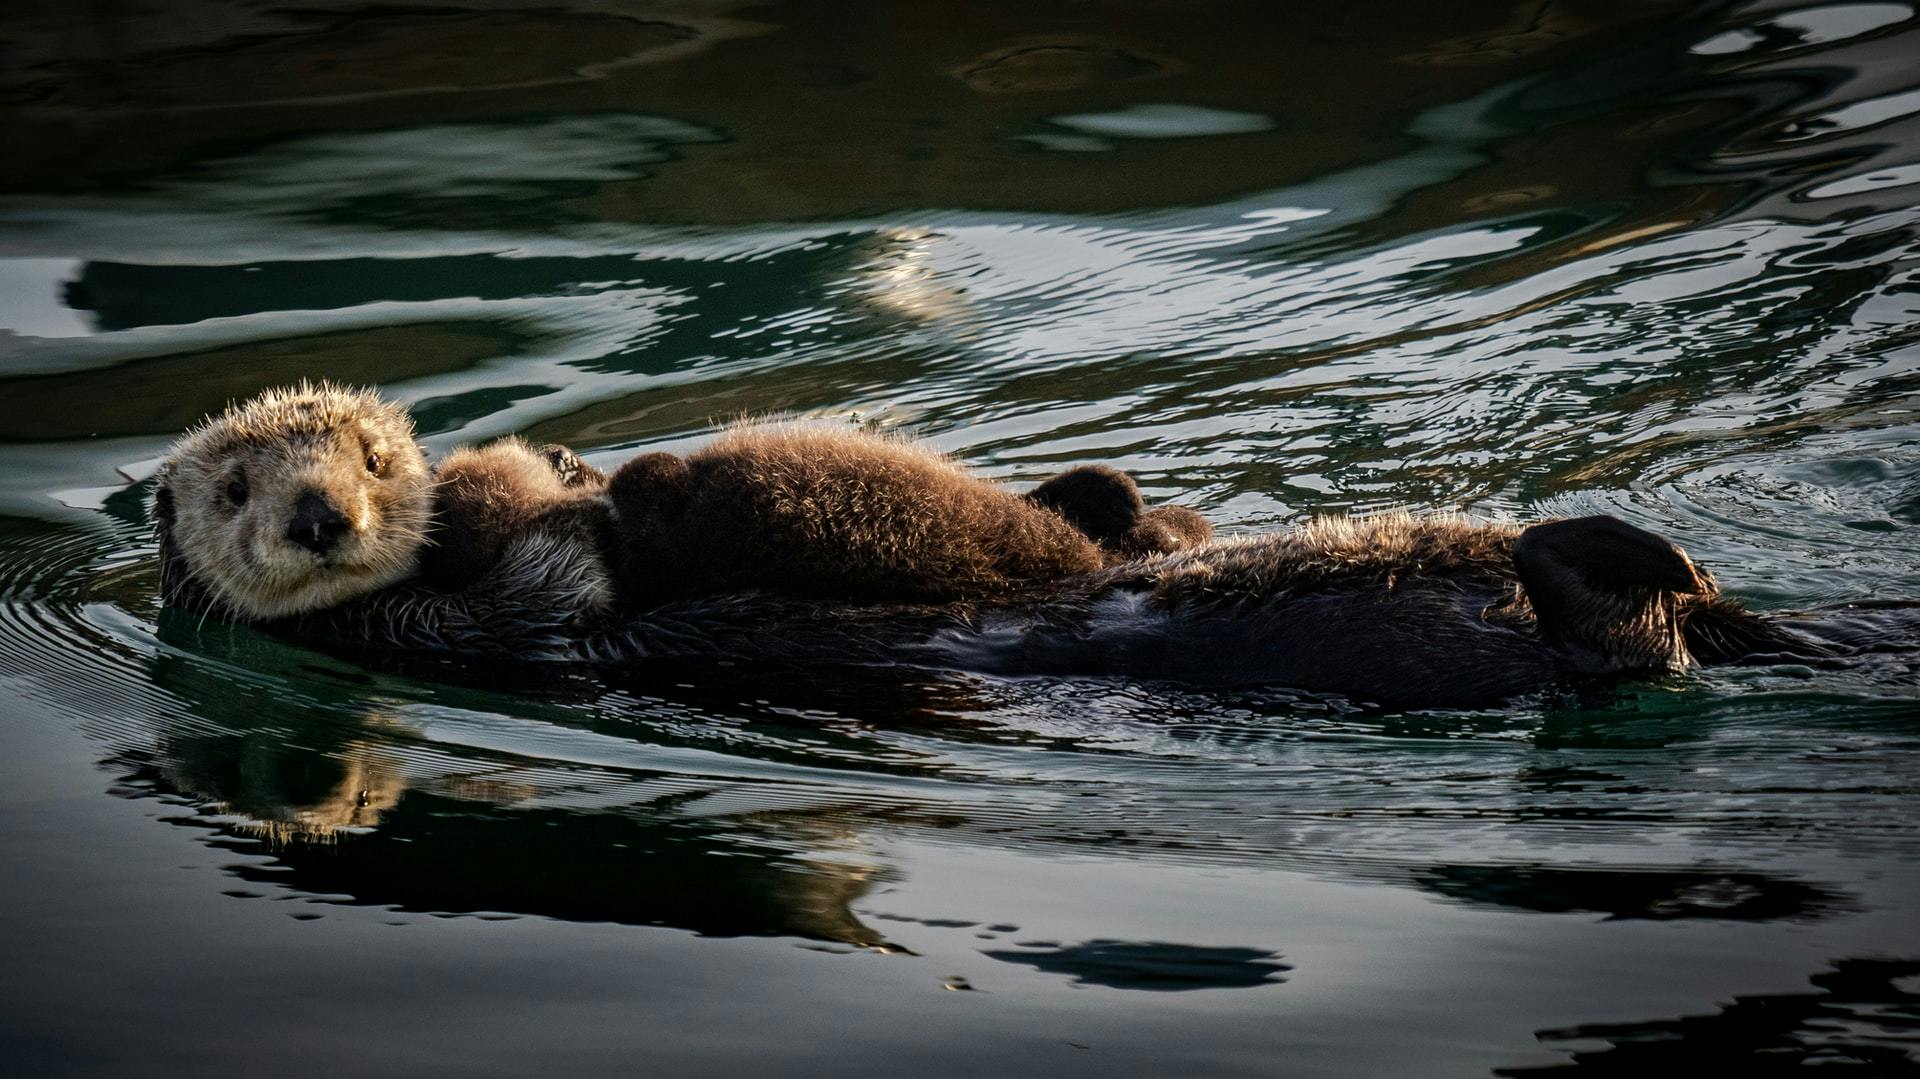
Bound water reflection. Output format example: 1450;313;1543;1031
1500;957;1920;1075
1691;4;1914;56
126;653;896;946
985;940;1291;991
1413;865;1848;922
0;0;1707;220
108;631;1877;952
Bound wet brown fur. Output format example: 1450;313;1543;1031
1108;513;1716;676
1129;514;1528;607
426;425;1208;607
606;425;1132;605
418;437;612;595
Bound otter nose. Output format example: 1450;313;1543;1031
288;491;350;554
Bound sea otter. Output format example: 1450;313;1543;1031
912;513;1804;707
153;383;1210;623
155;385;1887;709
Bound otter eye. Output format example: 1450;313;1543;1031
366;451;383;475
226;478;248;506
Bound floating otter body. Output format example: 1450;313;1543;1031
155;383;1210;624
912;514;1804;708
156;386;1883;709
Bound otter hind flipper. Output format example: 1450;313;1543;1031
1513;515;1709;672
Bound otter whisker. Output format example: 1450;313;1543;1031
192;594;215;637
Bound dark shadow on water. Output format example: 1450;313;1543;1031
984;939;1290;991
1497;958;1920;1076
1414;864;1849;922
61;243;853;335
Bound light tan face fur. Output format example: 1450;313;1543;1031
158;384;432;619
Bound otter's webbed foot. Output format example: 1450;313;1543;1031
538;444;607;488
1514;515;1710;671
1027;465;1213;560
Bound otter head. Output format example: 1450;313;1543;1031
154;383;432;620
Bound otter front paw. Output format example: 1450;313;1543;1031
1115;505;1214;558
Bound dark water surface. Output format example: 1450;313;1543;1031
4;2;1920;1074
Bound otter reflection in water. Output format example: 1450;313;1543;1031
127;653;898;947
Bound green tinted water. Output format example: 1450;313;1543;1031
2;2;1918;1074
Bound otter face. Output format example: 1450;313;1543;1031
156;384;432;620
